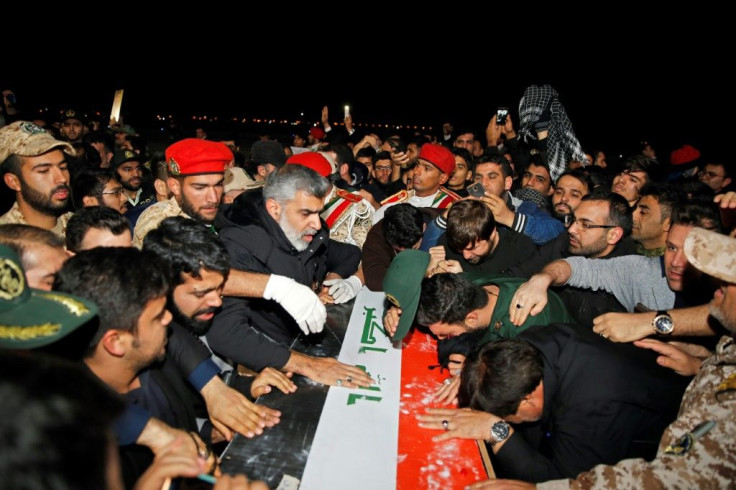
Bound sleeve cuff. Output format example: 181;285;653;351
512;212;525;233
113;403;151;446
189;358;221;392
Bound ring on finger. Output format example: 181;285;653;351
443;378;452;385
516;303;524;309
441;419;449;431
346;376;353;383
336;379;343;386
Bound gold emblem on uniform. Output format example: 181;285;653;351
168;157;181;176
124;150;136;159
0;258;25;301
385;293;400;307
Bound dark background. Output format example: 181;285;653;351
3;31;730;162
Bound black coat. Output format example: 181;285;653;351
493;323;690;482
206;190;361;370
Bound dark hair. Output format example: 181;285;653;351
150;151;169;181
583;165;612;190
639;183;685;223
84;131;114;154
65;206;130;253
142;217;230;288
0;353;124;490
375;150;392;162
671;201;723;233
458;339;544;417
0;224;65;270
581;189;633;235
416;273;488;327
477;153;513;179
2;153;23;176
71;168;118;209
620;154;660;182
383;204;424;248
525;156;553;183
556;169;593;195
54;247;169;353
446;200;496;252
451;147;473;166
356;147;377;160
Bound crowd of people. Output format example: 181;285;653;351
1;85;735;489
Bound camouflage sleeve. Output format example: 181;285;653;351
132;205;167;248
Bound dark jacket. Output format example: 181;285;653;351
207;190;361;369
439;227;536;275
493;323;690;482
505;233;638;327
362;207;442;291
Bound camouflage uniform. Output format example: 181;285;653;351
0;202;72;237
321;187;374;248
132;197;190;248
539;334;736;489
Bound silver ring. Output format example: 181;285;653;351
599;332;607;339
516;303;523;309
443;378;452;385
441;420;449;431
336;379;343;386
346;376;353;383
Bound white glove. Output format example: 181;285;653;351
323;276;362;304
263;274;326;335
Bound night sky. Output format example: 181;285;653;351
3;41;730;162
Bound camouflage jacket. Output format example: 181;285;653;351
132;197;190;248
0;201;72;237
539;335;736;489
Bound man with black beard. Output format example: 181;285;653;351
112;149;155;210
0;121;75;235
550;169;592;224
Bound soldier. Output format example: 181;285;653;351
0;121;75;236
469;227;736;489
372;143;460;224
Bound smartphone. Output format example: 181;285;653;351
344;105;350;118
467;182;486;198
496;107;509;125
387;138;407;154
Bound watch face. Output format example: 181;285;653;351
655;315;674;334
491;421;510;442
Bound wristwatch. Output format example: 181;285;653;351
653;310;674;335
489;420;510;447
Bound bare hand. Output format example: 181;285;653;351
133;435;205;490
447;353;466;374
714;191;736;209
201;377;281;440
416;407;496;442
427;246;447;276
250;367;297;398
383;305;401;338
634;338;703;376
479;194;515;227
304;356;375;388
321;105;329;126
509;275;551;326
214;474;269;490
486;117;503;147
468;480;536;489
502;115;516;138
433;375;460;405
319;286;336;304
593;312;653;342
391;150;411;167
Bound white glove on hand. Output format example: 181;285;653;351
323;276;362;304
263;274;326;335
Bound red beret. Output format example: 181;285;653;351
165;138;231;176
670;144;701;166
286;152;333;177
309;127;326;140
417;143;455;175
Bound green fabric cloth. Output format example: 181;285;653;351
462;271;575;344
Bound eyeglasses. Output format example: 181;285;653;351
374;166;392;173
100;188;125;197
567;216;617;231
698;170;724;179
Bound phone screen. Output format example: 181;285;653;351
496;108;509;125
467;182;486;198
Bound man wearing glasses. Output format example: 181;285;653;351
699;161;733;194
72;169;129;214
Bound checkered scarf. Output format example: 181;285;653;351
517;84;587;182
